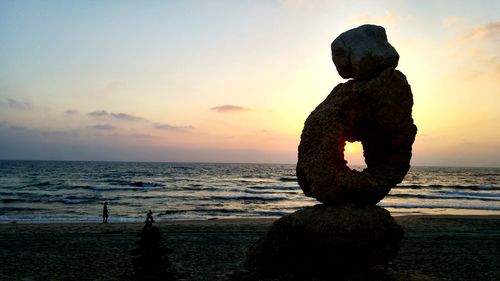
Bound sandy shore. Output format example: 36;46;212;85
0;216;498;281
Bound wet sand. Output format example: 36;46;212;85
0;216;498;281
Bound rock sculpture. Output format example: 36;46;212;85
297;67;417;205
331;24;399;80
243;24;417;280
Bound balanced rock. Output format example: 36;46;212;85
331;24;399;80
245;204;403;278
296;68;417;206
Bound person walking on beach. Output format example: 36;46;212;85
144;209;154;229
103;201;109;223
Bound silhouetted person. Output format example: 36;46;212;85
144;209;154;230
103;201;109;223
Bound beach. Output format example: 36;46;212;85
0;215;498;281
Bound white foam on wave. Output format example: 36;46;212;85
91;185;152;191
379;202;500;211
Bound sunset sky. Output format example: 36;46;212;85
1;0;499;166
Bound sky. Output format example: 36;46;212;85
0;0;499;166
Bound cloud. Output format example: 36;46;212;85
88;110;109;117
89;124;116;131
129;133;156;139
1;124;78;137
86;108;191;133
7;125;30;132
461;21;500;41
88;110;146;122
448;21;500;79
153;123;193;132
210;105;248;112
6;98;32;110
40;130;79;137
110;112;147;122
64;109;79;116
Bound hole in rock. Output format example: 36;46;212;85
344;141;366;171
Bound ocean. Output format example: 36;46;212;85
0;161;499;223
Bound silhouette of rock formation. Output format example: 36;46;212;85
243;24;417;280
331;24;399;80
246;204;403;275
297;68;417;205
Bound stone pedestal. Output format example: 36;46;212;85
245;204;403;277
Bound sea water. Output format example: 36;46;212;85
0;161;499;222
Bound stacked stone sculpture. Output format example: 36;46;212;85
244;24;417;280
131;215;175;280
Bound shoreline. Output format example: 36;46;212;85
3;212;500;224
1;215;499;280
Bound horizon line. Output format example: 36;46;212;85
0;159;499;169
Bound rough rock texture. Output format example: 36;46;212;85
331;24;399;80
245;204;404;278
296;68;417;206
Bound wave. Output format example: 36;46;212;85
2;198;27;203
96;179;164;188
256;211;289;216
0;206;46;212
0;192;58;202
379;203;500;211
171;166;195;170
387;193;500;202
435;190;500;198
87;185;153;191
194;208;247;214
25;181;52;187
471;173;500;177
210;195;287;201
278;177;297;182
395;185;499;191
1;193;105;205
247;185;299;191
158;210;188;216
240;175;270;179
130;181;163;188
62;195;99;204
181;186;220;192
63;198;85;204
243;189;296;195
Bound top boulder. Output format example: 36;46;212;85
331;24;399;80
